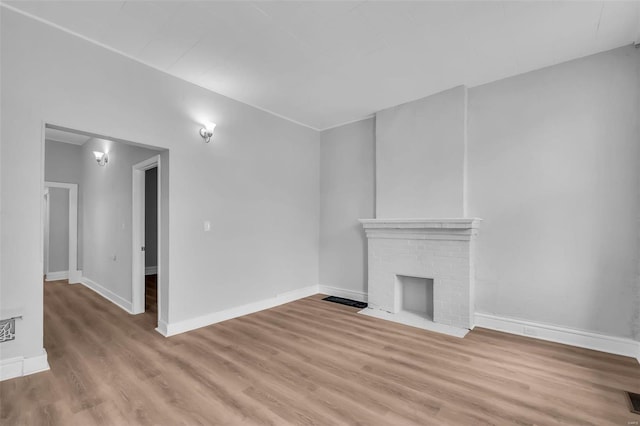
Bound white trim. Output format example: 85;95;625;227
145;266;158;275
80;277;133;314
43;188;49;275
162;285;319;337
0;358;23;381
155;320;169;337
132;155;161;316
0;349;50;381
359;218;481;241
316;285;640;360
44;181;80;284
475;312;640;359
319;285;368;303
41;121;46;282
45;270;68;281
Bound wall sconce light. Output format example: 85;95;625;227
93;151;108;166
199;122;216;143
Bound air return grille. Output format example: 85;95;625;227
627;392;640;415
322;296;367;309
0;317;17;343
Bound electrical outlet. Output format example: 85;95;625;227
523;326;537;336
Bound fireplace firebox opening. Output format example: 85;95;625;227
396;275;434;321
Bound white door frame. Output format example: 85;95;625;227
132;155;161;316
43;188;49;276
43;181;81;283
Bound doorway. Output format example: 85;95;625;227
144;167;159;318
43;181;80;283
132;156;161;322
42;123;168;333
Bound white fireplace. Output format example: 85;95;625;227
359;218;480;337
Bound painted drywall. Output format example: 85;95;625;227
145;167;158;269
319;119;375;299
1;9;319;363
468;46;640;338
81;138;160;302
44;140;82;183
47;188;69;273
44;140;83;270
158;150;170;324
375;86;466;218
320;46;639;340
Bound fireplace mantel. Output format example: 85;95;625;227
360;218;481;241
359;217;481;335
360;218;481;228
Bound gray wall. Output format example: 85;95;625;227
145;167;158;269
47;188;68;273
376;86;466;218
467;46;640;338
319;46;640;339
45;140;82;183
319;119;375;298
2;9;319;362
44;140;83;272
81;139;161;302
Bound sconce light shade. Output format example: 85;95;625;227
93;151;108;166
199;122;216;143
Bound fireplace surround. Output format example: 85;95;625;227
360;218;481;336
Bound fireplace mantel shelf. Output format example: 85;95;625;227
359;218;481;229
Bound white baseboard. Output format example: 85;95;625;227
156;320;169;337
45;270;68;281
313;286;640;360
475;312;640;359
163;285;319;337
80;277;133;314
319;285;368;303
145;266;157;275
68;269;82;283
0;349;49;381
133;282;640;363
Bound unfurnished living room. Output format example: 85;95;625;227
1;1;640;425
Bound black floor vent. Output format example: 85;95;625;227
322;296;367;309
627;392;640;415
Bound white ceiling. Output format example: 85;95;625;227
7;1;640;130
45;127;92;145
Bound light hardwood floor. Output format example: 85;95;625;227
1;279;639;425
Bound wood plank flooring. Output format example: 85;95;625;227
1;279;639;425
